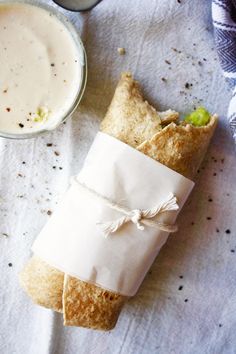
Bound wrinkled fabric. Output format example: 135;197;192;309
212;0;236;142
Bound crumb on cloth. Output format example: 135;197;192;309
117;47;126;55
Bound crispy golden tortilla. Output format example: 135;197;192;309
19;255;64;312
138;115;218;180
20;72;217;330
101;72;179;147
63;275;127;329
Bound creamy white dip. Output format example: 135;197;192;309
0;2;83;135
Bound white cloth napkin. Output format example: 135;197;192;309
0;0;235;353
212;0;236;143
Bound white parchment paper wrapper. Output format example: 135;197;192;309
32;132;194;296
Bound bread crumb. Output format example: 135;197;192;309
117;47;126;55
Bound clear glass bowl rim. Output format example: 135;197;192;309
0;0;87;139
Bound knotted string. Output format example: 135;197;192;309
71;178;179;238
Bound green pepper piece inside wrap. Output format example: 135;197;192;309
184;107;210;126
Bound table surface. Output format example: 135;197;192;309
0;1;236;354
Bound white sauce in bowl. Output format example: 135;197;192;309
0;2;84;135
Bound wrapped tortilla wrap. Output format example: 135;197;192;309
20;73;217;330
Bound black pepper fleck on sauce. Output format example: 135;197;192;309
208;198;213;202
184;299;188;302
230;249;235;253
165;59;171;65
8;263;12;267
52;166;56;169
161;77;167;82
51;63;55;67
54;151;60;156
47;210;52;216
178;285;183;291
47;143;53;147
226;229;231;234
6;107;11;112
219;324;223;328
207;217;212;220
216;228;220;233
19;123;24;128
179;275;183;279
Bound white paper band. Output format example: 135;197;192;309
32;132;194;296
71;178;179;237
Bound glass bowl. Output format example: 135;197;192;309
0;0;87;139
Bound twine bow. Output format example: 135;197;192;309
71;178;179;238
97;193;179;237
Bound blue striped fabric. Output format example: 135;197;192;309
212;0;236;143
